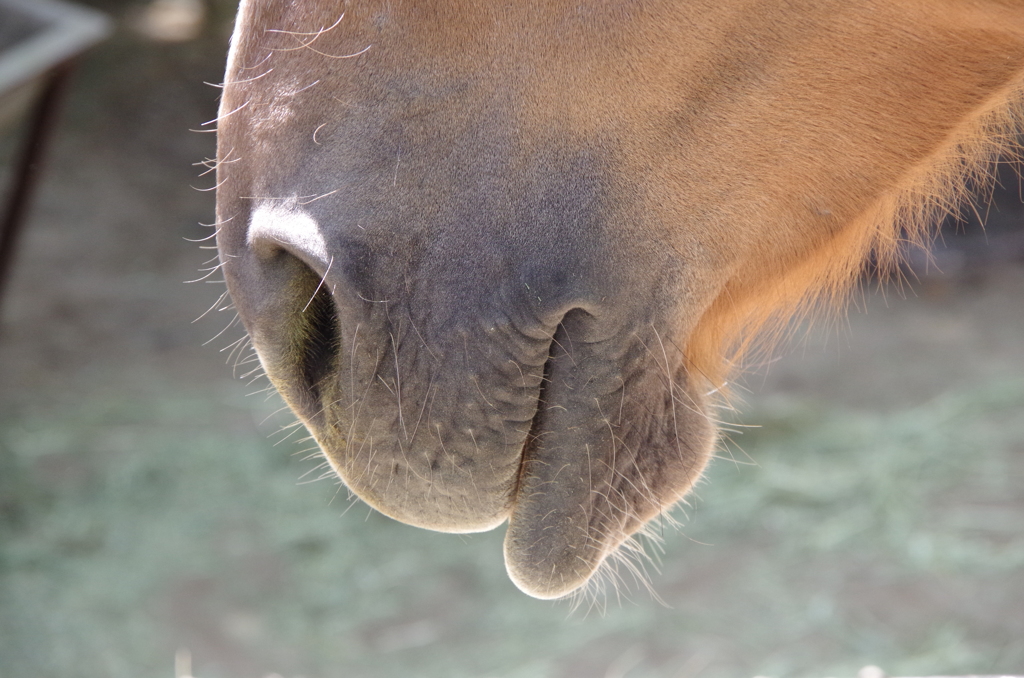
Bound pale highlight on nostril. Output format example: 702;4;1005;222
247;200;330;267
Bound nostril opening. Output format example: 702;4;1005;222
292;261;341;409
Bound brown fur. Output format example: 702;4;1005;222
215;0;1024;598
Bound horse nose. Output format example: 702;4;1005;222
223;200;347;426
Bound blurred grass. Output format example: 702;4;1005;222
1;379;1022;678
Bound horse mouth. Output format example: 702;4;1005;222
252;251;713;599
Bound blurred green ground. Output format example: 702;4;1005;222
1;2;1023;677
1;377;1023;678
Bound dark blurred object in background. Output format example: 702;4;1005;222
910;161;1024;280
0;0;111;307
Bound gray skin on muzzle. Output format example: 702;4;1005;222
216;48;715;600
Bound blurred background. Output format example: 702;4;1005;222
0;1;1022;677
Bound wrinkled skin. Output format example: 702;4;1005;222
215;0;1024;598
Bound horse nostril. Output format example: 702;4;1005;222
297;276;340;406
239;201;345;411
247;201;331;271
243;245;342;418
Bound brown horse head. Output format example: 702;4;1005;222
215;0;1024;598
